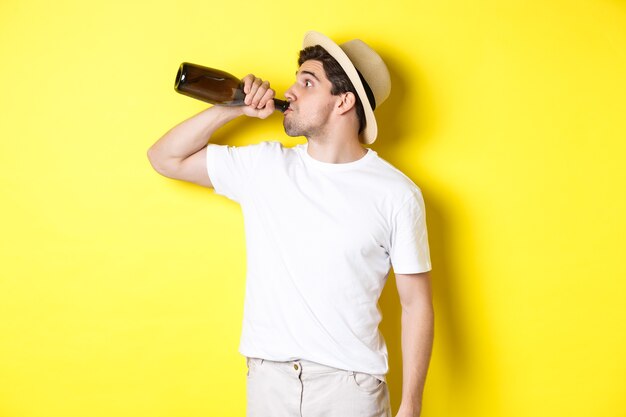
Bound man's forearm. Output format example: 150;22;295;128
148;105;243;168
397;302;434;416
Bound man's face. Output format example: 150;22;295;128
283;60;337;139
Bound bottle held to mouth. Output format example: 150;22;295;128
174;62;289;112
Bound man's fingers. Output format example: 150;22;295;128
257;87;275;109
242;74;255;94
246;78;264;105
251;81;273;108
240;74;276;117
257;99;275;119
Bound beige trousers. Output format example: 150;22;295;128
246;357;391;417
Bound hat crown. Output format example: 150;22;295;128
339;39;391;109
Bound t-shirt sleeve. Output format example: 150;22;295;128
389;189;432;274
206;142;266;203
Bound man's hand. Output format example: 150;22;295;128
395;405;421;417
240;74;276;119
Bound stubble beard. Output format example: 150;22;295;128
282;108;330;139
283;116;311;138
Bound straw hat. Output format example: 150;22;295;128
302;31;391;144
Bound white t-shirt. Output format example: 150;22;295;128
206;141;431;379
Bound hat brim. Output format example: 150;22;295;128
302;31;377;144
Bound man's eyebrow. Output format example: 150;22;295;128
295;70;320;81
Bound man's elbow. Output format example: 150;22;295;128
401;298;434;316
147;147;175;178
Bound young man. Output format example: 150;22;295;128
148;31;434;417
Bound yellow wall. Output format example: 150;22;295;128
1;0;625;416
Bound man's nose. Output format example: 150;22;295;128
284;85;296;102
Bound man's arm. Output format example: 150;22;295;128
395;271;434;417
146;75;276;187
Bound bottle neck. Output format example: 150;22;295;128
273;99;289;112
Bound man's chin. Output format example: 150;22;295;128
283;122;302;138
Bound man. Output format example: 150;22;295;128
147;31;434;417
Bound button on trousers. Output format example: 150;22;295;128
246;357;391;417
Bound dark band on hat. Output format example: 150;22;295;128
355;69;376;111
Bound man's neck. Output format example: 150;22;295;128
305;135;366;164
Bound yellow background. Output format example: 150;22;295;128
1;0;625;416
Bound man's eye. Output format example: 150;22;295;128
305;80;312;87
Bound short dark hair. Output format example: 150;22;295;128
298;45;366;135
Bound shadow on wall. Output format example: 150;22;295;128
374;53;499;413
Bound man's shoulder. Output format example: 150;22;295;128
368;152;423;197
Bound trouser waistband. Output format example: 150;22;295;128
246;356;386;382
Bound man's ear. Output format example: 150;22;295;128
336;92;357;115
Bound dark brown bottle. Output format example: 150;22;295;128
174;62;289;112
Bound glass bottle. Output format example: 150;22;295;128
174;62;289;112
